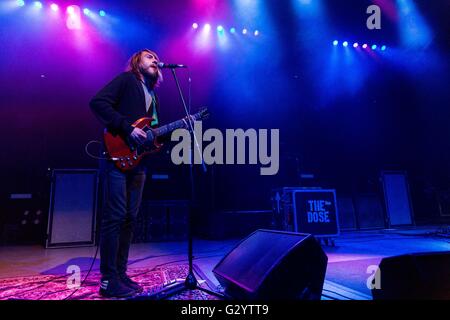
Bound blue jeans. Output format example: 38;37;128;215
99;160;146;280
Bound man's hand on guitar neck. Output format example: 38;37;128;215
130;127;147;145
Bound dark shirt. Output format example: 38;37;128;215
90;71;160;136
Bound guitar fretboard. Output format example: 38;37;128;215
154;119;186;136
153;112;203;136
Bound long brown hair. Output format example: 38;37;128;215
126;49;163;88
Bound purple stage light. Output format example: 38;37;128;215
362;44;368;49
192;22;198;29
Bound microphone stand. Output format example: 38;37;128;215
135;67;223;300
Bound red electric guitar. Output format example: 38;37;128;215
104;108;209;172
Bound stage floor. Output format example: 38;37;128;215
0;226;448;300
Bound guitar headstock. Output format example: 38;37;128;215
193;107;209;121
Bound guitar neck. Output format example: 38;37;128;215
153;119;187;136
152;110;206;137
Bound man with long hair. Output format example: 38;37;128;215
90;49;163;298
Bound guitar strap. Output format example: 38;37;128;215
149;91;159;126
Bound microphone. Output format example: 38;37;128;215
157;62;187;69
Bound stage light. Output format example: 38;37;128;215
371;44;377;50
342;41;348;47
99;10;106;17
17;0;25;7
381;45;387;51
50;3;58;11
67;5;74;14
192;22;198;29
34;1;42;9
362;44;368;49
217;25;224;32
242;28;248;35
230;27;236;34
254;30;259;36
83;8;90;15
353;42;358;48
66;5;81;30
204;23;211;32
333;40;338;46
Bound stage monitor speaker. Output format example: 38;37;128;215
372;251;450;300
212;229;328;300
46;169;98;248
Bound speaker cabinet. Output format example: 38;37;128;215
381;171;414;227
372;251;450;300
213;229;328;300
46;169;98;248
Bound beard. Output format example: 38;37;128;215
141;67;159;88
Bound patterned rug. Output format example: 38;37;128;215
0;264;221;300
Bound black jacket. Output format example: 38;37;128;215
90;71;160;136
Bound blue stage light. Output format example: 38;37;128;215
17;0;25;6
34;1;42;8
343;41;348;47
242;28;248;35
333;40;339;46
371;44;377;50
381;45;387;51
254;30;259;36
230;27;236;34
217;25;224;32
83;8;90;15
99;10;106;17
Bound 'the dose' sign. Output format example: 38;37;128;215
293;190;339;236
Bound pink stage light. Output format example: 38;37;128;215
67;5;75;15
66;5;81;30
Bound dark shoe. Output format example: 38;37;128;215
119;274;143;293
99;277;136;298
